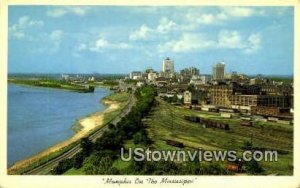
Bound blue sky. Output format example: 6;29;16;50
8;6;294;75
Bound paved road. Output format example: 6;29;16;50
24;89;136;175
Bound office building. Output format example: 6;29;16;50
162;57;174;73
212;62;225;80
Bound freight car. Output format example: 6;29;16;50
183;115;200;122
165;140;185;148
240;120;253;127
184;115;230;130
203;120;230;130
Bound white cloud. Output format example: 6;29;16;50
49;30;64;41
118;43;132;50
275;7;290;15
129;24;152;41
158;30;261;54
76;43;87;51
218;30;243;49
156;17;176;34
9;16;44;39
217;30;261;53
221;7;257;17
183;7;264;30
47;7;90;18
32;30;64;54
244;33;261;54
89;38;108;52
18;16;44;27
129;17;177;41
95;38;108;48
186;13;216;25
158;33;215;53
77;36;133;53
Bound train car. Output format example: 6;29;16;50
224;124;230;130
268;117;279;122
191;116;200;122
183;115;200;122
221;113;232;118
240;121;252;127
165;140;184;148
202;119;230;131
184;115;190;121
184;115;230;130
241;116;252;121
219;108;237;113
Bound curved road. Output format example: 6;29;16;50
24;88;136;175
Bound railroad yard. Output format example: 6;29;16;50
142;97;293;175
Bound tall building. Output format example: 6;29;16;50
212;62;225;80
129;71;142;80
180;67;199;76
162;57;174;73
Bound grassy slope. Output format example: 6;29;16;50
64;167;85;175
103;92;129;103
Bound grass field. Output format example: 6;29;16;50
143;98;293;175
103;92;130;104
64;167;85;175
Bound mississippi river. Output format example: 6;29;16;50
8;84;110;167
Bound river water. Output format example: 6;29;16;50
8;84;110;167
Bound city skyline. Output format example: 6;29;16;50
8;6;294;75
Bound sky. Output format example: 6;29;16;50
8;6;294;75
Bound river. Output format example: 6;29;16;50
8;84;110;167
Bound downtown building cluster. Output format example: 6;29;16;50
126;57;293;124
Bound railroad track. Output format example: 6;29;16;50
24;91;136;175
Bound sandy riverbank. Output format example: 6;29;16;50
8;99;120;173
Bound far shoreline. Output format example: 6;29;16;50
8;79;95;93
7;82;87;93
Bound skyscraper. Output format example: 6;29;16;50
162;57;174;73
180;67;200;76
212;62;225;80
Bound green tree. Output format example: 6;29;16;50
243;160;263;174
80;137;93;156
83;155;119;175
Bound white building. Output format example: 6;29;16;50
61;74;70;80
162;57;174;73
88;77;95;81
190;75;202;85
200;75;211;84
129;71;142;80
183;91;192;105
148;72;158;81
